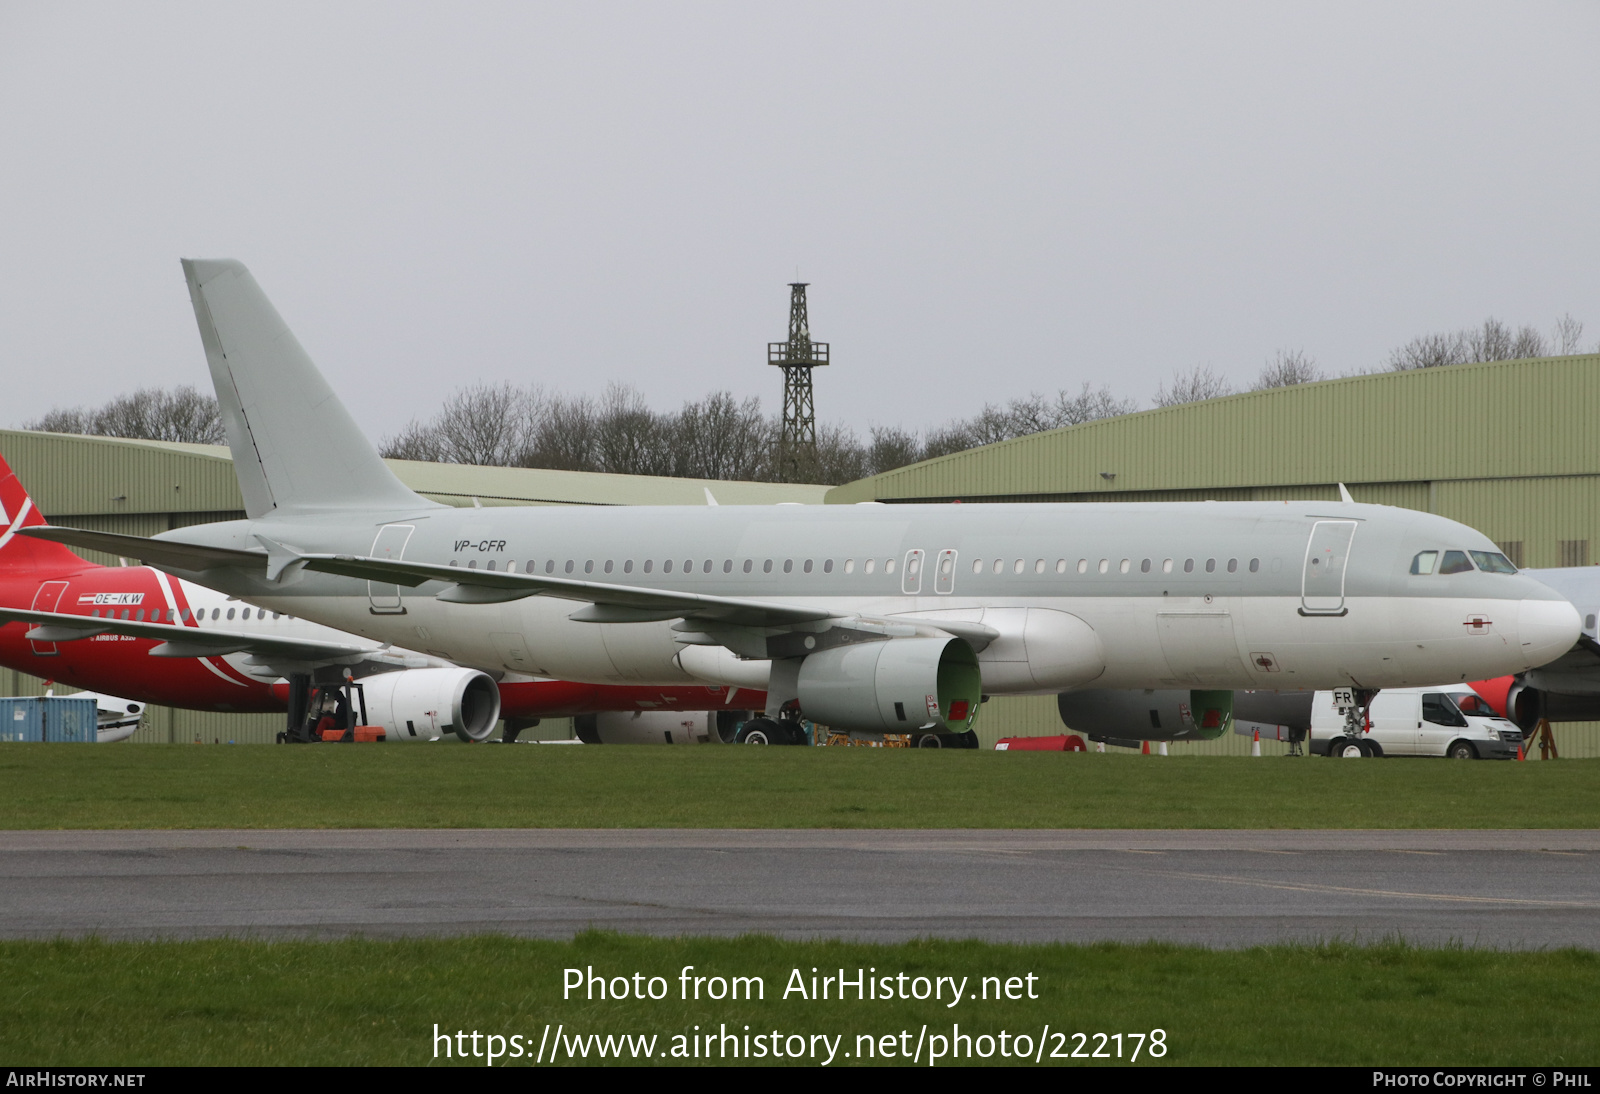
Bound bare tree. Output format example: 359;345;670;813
1252;349;1324;390
1153;365;1234;407
1049;383;1139;426
25;385;224;444
1553;314;1586;356
676;392;771;481
866;425;922;475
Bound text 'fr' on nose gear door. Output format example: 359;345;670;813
368;524;414;614
1301;520;1357;616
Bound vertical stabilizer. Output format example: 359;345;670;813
181;259;439;519
0;451;91;574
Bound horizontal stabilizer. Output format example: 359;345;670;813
18;526;265;573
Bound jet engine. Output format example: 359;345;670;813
1056;688;1313;746
572;709;750;745
797;637;982;733
1505;679;1600;731
361;667;502;742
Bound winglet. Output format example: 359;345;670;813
1337;483;1354;504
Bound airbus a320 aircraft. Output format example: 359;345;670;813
0;452;754;742
23;260;1581;744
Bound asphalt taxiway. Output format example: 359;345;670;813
3;829;1596;947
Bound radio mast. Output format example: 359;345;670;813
768;282;829;483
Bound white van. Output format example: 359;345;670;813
1309;685;1522;760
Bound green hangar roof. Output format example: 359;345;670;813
0;429;827;521
825;353;1600;572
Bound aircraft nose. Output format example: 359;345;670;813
1517;598;1582;670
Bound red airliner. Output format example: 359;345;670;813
0;451;758;740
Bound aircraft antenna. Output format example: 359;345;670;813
768;282;829;483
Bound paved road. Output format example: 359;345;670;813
3;829;1597;947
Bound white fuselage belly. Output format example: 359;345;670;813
244;590;1549;693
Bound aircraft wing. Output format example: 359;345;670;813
19;526;266;573
293;553;838;628
0;606;379;662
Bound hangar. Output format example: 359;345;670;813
5;351;1598;754
826;351;1600;756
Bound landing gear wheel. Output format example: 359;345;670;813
957;730;979;749
777;719;808;746
1447;740;1478;760
1358;739;1378;758
275;731;287;745
1335;739;1364;758
916;733;943;749
736;718;781;745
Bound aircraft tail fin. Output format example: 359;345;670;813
0;450;91;574
180;259;439;520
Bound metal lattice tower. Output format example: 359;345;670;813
768;282;829;482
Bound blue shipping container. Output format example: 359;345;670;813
0;697;98;743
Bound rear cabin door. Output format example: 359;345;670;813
1301;520;1357;615
28;581;69;655
368;525;414;614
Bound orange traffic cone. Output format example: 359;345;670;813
1141;740;1150;755
1517;741;1525;761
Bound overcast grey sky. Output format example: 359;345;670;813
2;2;1597;442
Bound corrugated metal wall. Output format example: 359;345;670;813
829;354;1600;503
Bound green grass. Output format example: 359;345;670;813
2;934;1595;1066
0;744;1597;829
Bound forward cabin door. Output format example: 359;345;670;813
1301;520;1357;615
368;525;414;614
28;581;69;655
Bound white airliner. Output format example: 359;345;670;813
23;260;1581;742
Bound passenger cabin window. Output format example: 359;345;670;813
1163;559;1174;573
764;559;774;574
744;559;754;573
803;559;814;574
1035;559;1046;574
824;559;834;574
584;561;593;574
1438;550;1474;575
1470;550;1518;574
664;560;674;574
724;560;733;573
885;559;896;574
1077;559;1088;574
784;559;794;573
624;560;633;573
1227;558;1237;573
1141;559;1151;573
545;561;556;574
864;559;875;574
643;560;653;573
1205;558;1216;573
1119;559;1130;573
1249;558;1260;573
603;561;613;574
1422;693;1468;727
973;559;984;574
844;559;855;574
564;560;574;574
1098;559;1109;574
1184;559;1195;573
1056;559;1066;574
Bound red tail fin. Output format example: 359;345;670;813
0;450;91;575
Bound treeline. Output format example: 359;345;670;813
25;385;224;445
22;313;1594;485
376;381;1136;484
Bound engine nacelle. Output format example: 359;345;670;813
361;667;502;742
797;637;982;733
1057;688;1313;742
1506;682;1600;731
573;709;749;745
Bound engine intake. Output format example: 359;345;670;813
361;667;502;742
797;636;981;733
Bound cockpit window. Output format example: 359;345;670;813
1470;550;1518;574
1410;550;1438;575
1438;550;1474;575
